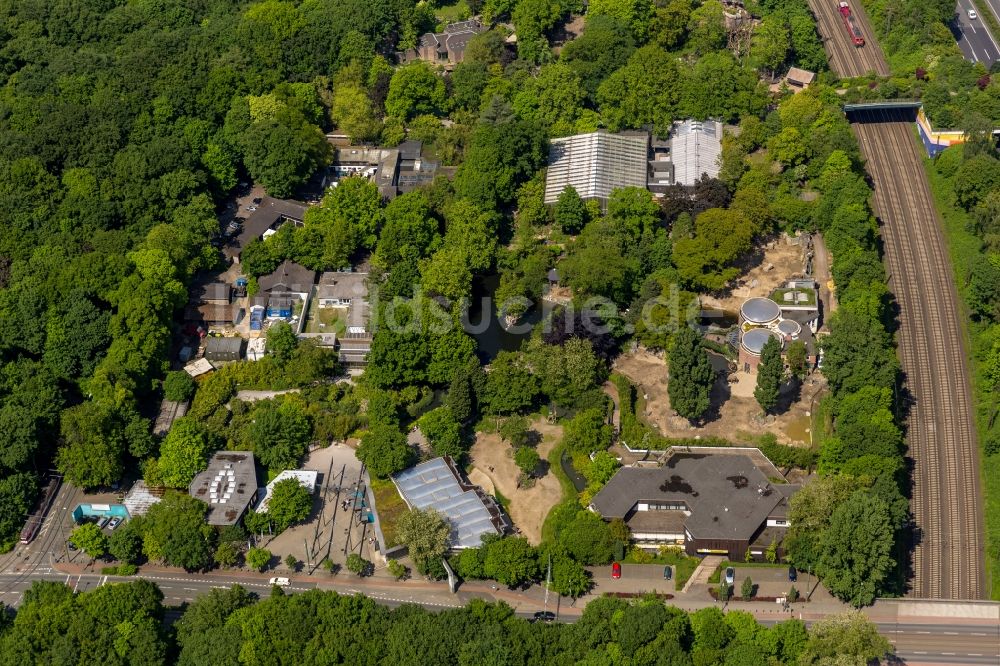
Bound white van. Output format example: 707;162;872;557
268;577;290;587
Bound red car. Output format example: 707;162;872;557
611;562;622;579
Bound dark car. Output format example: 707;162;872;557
611;562;622;579
532;611;556;623
788;566;797;582
663;565;673;580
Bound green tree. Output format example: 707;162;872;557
597;45;682;136
70;522;109;560
786;339;808;379
499;415;531;447
385;62;447;120
109;522;143;564
514;446;541;476
139;492;213;571
163;371;197;403
741;576;754;600
558;511;616;564
672;208;753;291
265;478;314;532
55;402;125;489
245;399;312;472
799;610;892;664
241;114;330;198
483;351;540;414
749;14;789;76
418;407;465;459
754;336;783;414
954;154;1000;209
346;552;371;575
397;508;452;571
686;0;726;54
817;492;895;606
356;424;412;478
483;536;539;587
214;542;238;568
562;408;613;454
668;326;714;421
266;321;299;360
549;554;591;597
561;15;636;98
247;547;272;572
332;83;381;143
158;417;215;488
285;553;298;570
554;186;587;234
588;0;653;41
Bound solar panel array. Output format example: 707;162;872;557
393;458;501;549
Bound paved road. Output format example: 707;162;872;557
2;569;997;663
954;1;1000;65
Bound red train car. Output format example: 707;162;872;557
838;2;865;47
19;477;61;544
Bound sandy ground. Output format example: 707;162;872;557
700;235;810;313
613;348;826;447
469;420;564;545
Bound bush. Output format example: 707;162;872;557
246;547;271;572
741;576;754;600
346;553;371;576
387;559;408;580
788;585;799;602
163;371;196;403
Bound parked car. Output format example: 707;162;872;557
663;565;673;580
788;566;797;582
108;517;122;531
724;567;735;586
532;611;556;623
97;516;111;529
611;562;622;579
268;577;290;587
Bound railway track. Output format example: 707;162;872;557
0;483;79;598
807;0;889;77
852;109;984;599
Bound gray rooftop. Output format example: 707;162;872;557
189;451;258;526
670;119;722;186
230;197;307;254
544;131;649;205
590;453;796;541
392;457;504;549
317;271;368;301
258;259;316;293
740;297;781;324
741;328;781;355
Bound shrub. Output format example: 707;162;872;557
387;559;408;580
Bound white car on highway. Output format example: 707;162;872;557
968;8;978;20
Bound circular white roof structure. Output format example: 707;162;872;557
740;297;781;325
777;319;801;337
741;328;781;356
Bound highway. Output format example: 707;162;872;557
1;569;997;663
953;1;1000;65
852;110;984;600
807;0;889;77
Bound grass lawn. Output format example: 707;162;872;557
434;0;470;23
304;304;347;335
540;445;580;544
370;477;408;549
921;148;1000;599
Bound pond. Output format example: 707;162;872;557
467;275;550;361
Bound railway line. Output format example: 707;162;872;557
807;0;889;77
851;110;984;599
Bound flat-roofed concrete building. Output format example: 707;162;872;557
544;131;650;210
189;451;259;526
